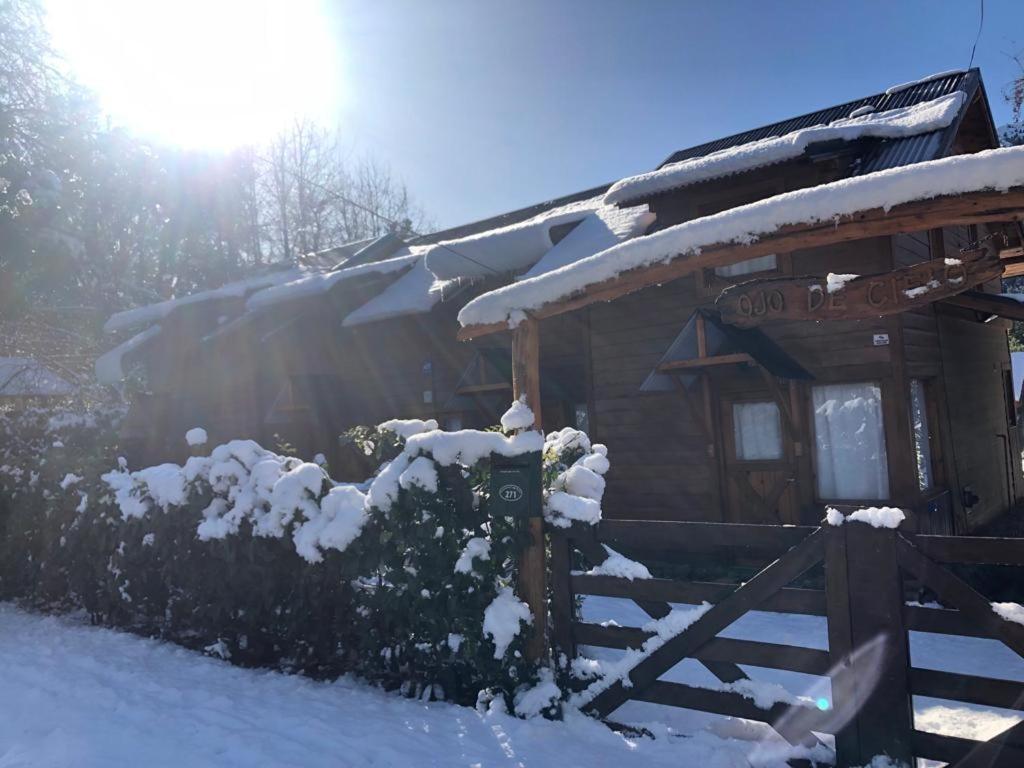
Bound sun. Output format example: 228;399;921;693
44;0;342;150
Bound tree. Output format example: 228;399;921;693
258;119;427;262
0;1;429;345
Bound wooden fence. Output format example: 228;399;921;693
548;518;1024;767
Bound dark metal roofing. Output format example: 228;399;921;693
661;70;979;177
640;309;812;393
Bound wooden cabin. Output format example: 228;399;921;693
99;69;1024;534
455;69;1024;534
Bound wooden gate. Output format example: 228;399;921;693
549;518;1024;767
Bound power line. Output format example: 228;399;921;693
252;152;504;277
968;0;984;69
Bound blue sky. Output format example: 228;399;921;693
45;1;1023;230
327;0;1022;228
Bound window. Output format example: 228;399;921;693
715;254;778;278
732;401;783;460
1003;369;1018;427
812;383;890;500
574;403;590;433
909;379;933;491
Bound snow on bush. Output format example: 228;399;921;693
184;427;208;447
483;587;533;659
543;428;610;529
0;399;605;715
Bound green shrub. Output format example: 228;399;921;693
0;406;610;713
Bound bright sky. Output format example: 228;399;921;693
44;0;1024;229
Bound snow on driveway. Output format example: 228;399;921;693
0;604;798;768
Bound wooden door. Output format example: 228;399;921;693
719;395;799;524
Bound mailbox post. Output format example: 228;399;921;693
489;452;543;521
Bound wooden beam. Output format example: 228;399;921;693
943;291;1024;321
510;317;547;662
457;187;1024;339
657;352;754;371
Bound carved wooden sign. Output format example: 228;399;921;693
716;248;1003;328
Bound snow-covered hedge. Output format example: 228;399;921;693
0;400;610;713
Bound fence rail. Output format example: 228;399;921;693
549;519;1024;768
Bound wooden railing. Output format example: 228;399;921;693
548;518;1024;768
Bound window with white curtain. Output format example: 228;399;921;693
714;254;778;278
732;401;783;460
909;379;933;491
812;382;890;500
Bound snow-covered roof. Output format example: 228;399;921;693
519;205;655;280
95;325;162;385
342;255;457;327
884;69;965;96
0;357;75;397
424;197;605;280
244;250;420;312
458;145;1024;329
603;92;966;206
104;268;311;334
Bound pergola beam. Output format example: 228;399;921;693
457;187;1024;341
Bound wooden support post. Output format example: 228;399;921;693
825;523;914;766
512;317;548;662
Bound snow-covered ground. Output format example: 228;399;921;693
0;604;803;768
579;596;1024;759
1;598;1021;767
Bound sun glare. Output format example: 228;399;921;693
44;0;342;150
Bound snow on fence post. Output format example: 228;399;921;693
511;316;548;662
824;513;914;767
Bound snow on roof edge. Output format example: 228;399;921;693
603;92;967;207
459;145;1024;329
103;268;314;334
884;69;966;96
244;250;421;312
95;324;163;384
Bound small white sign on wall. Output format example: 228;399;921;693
873;333;890;347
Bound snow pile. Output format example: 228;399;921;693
543;428;611;529
825;507;905;529
571;603;712;707
992;601;1024;626
582;545;652;581
185;427;208;447
0;604;801;768
513;667;562;718
500;397;535;431
458;145;1024;328
379;418;439;440
405;429;544;467
827;273;858;293
603;92;966;205
483;587;532;658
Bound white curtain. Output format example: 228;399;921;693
715;254;778;278
909;379;933;491
812;383;890;500
733;401;783;460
